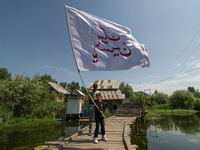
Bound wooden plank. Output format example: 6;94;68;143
59;116;137;150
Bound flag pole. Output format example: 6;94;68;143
64;5;106;119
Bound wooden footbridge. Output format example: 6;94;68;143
45;103;145;150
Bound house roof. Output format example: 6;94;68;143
89;80;119;90
100;90;125;100
72;89;85;97
133;91;150;97
48;81;70;94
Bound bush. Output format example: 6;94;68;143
0;105;14;125
146;104;170;110
151;92;169;104
0;74;50;117
31;101;67;119
104;109;112;118
169;90;195;109
194;98;200;110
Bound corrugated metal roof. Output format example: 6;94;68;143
48;81;70;94
100;90;125;100
72;89;85;96
89;80;119;90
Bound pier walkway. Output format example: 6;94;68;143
62;116;137;150
46;103;144;150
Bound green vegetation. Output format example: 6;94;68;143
104;109;112;118
146;109;198;118
0;68;69;128
0;118;59;129
2;67;200;128
124;86;200;119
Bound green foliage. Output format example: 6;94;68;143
130;92;148;104
67;81;80;92
151;92;169;104
31;101;67;119
0;105;14;125
169;90;196;109
0;74;50;117
154;90;158;94
104;109;112;118
0;67;12;80
146;109;197;118
40;73;58;83
59;82;68;89
50;90;57;101
146;104;170;110
80;86;89;104
194;98;200;110
0;118;59;129
188;86;200;98
129;93;138;102
80;86;88;96
119;81;133;98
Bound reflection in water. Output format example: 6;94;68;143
131;113;200;150
0;120;88;150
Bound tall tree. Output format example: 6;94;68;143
40;73;58;83
67;81;80;92
60;82;68;89
80;86;88;96
0;68;12;80
119;82;133;98
188;86;200;98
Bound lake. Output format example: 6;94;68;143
131;112;200;150
0;120;88;150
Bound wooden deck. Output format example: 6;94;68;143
46;103;144;150
61;116;138;150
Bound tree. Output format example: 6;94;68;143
67;81;80;92
169;90;195;109
187;86;200;98
119;82;133;98
40;73;58;83
188;86;196;93
60;82;68;89
151;92;169;104
80;86;88;96
0;68;12;80
0;74;49;117
154;90;158;94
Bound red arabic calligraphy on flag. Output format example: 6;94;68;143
65;5;150;71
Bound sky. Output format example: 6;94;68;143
1;0;200;95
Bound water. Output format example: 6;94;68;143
0;120;88;150
131;113;200;150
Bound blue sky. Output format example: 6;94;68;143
1;0;200;95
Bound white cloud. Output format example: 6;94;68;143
57;67;68;71
189;139;200;144
132;74;200;95
56;67;76;76
177;64;181;67
149;75;158;78
41;65;53;69
190;55;195;59
186;61;198;68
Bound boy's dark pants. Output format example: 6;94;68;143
94;118;105;138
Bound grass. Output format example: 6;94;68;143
146;109;198;118
104;109;112;118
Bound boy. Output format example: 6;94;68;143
93;92;108;144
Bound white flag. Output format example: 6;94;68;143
64;5;150;71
